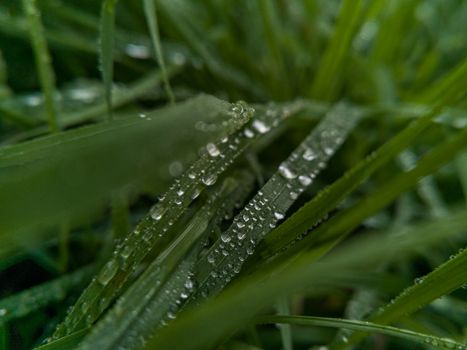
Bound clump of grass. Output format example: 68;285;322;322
0;1;466;350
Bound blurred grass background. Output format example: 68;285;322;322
0;0;466;349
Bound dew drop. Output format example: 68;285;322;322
202;173;217;186
0;308;7;317
206;143;220;157
221;232;231;243
298;175;312;186
274;212;285;220
236;221;245;228
97;259;118;285
279;164;297;179
243;128;255;138
150;204;166;221
252;120;271;134
302;148;317;161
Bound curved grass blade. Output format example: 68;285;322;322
0;266;93;325
144;210;467;350
188;102;361;302
257;315;464;350
21;0;58;132
49;100;257;340
143;0;175;104
99;0;118;120
331;246;467;350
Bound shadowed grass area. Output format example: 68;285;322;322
0;0;466;349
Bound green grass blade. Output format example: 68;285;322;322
264;123;467;269
21;0;58;132
331;246;467;350
257;109;438;261
0;266;93;325
258;315;464;350
309;0;364;101
35;329;89;350
0;95;224;242
188;103;361;302
78;177;242;349
99;0;118;120
144;210;467;350
143;0;175;104
48;100;255;341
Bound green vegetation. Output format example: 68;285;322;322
0;0;466;349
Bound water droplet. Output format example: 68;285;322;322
202;173;217;186
97;259;119;285
298;175;312;186
176;189;185;196
207;254;216;264
274;212;285;220
302;148;317;161
138;112;147;119
243;128;255;138
252;120;271;134
206;143;220;157
237;221;245;228
0;308;7;317
150;204;166;221
289;191;298;200
120;245;132;259
125;43;150;59
415;277;424;285
279;164;297;179
221;232;231;243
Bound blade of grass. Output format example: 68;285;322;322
0;266;93;325
22;0;58;132
143;0;175;104
257;108;438;261
48;100;256;340
188;103;361;303
99;0;118;120
144;209;467;350
309;0;364;101
262;123;467;270
78;177;242;350
331;246;467;350
257;315;464;350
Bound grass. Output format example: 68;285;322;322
0;0;466;349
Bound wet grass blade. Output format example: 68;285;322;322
0;266;93;325
257;315;464;350
144;210;467;350
143;0;175;104
257;109;438;260
48;100;256;341
187;102;361;303
21;0;58;132
264;124;467;270
78;177;242;349
331;246;467;350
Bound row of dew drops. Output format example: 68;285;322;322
190;104;360;301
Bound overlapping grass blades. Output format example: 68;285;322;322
186;102;361;303
145;210;467;350
49;99;256;340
